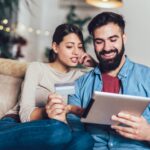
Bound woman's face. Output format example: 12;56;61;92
53;33;84;67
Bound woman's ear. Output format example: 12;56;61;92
52;42;58;53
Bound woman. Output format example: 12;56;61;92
19;23;94;123
0;24;94;150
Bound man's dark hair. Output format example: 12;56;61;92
88;12;125;35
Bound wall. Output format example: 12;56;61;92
17;0;150;67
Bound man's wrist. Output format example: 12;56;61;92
68;105;84;116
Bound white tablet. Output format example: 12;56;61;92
81;91;150;125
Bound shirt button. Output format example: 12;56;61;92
109;142;113;147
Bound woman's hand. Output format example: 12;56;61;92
46;93;84;123
79;52;97;67
46;93;68;123
111;112;150;141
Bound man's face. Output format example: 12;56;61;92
93;23;126;72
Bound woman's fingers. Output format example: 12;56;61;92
78;52;96;67
47;103;65;114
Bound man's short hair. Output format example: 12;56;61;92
88;12;125;35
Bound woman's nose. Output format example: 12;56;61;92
72;47;79;55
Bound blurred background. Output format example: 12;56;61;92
0;0;150;66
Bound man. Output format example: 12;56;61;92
66;12;150;149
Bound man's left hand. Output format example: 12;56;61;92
111;112;150;141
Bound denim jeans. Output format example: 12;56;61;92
0;117;94;150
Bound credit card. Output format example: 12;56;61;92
55;82;75;103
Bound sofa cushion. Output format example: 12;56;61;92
0;74;23;118
0;58;28;78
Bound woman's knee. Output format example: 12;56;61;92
46;120;72;146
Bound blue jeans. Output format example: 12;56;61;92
0;117;94;150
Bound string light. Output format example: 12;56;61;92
0;19;50;37
18;23;26;31
44;30;50;36
5;27;10;32
36;29;41;35
28;27;34;33
2;19;8;25
0;25;4;30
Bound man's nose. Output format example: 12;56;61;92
104;41;112;51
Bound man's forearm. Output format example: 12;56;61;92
68;105;84;117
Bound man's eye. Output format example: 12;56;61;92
95;41;103;44
110;38;117;42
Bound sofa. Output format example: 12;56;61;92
0;58;28;118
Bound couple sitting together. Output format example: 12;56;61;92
0;11;150;150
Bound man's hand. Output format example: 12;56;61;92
67;105;84;117
46;93;68;123
111;112;150;141
78;52;97;67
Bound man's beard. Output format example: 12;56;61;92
96;44;125;73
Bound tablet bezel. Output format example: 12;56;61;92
81;91;150;125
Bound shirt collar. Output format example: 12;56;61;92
118;57;134;79
93;66;101;75
93;56;134;79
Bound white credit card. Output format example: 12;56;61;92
55;82;75;103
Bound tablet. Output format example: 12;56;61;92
81;91;150;125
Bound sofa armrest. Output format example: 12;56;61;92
0;58;28;78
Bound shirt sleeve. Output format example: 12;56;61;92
67;78;85;131
19;62;42;122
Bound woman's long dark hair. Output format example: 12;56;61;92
48;23;85;62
